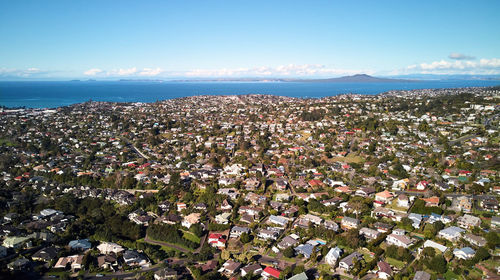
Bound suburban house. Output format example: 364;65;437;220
339;252;363;270
97;255;118;270
453;247;476;260
377;261;393;279
438;226;465;242
262;266;281;279
54;255;84;271
463;233;487;247
422;240;448;254
3;236;30;248
457;214;481;229
258;229;280;240
397;194;410;208
323;220;339;232
32;246;59;262
68;239;92;250
230;226;250;238
355;187;375;197
422;196;439;207
359;227;380;240
287;272;308;280
123;250;150;267
241;263;263;277
386;233;414;248
278;235;299;250
341;216;360;230
215;212;231;224
220;260;241;275
181;212;201;228
325;247;343;266
208;233;227;249
414;271;431;280
375;190;393;204
154;267;178;279
97;242;124;255
294;243;316;258
268;215;289;227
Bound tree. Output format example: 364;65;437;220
421;247;435;258
426;255;447;274
283;246;295;258
486;231;500;249
190;223;204;237
240;232;251;244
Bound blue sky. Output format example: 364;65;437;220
1;0;499;79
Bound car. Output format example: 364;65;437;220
95;274;103;278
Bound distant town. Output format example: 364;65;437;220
0;86;499;280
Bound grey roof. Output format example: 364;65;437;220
32;246;58;261
413;271;431;280
294;243;315;258
68;239;91;249
454;247;475;255
340;252;362;266
288;272;309;280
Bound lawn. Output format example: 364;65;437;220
140;236;191;253
330;154;365;164
444;270;459;280
387;199;410;212
386;257;405;269
182;231;201;244
357;248;375;262
0;138;16;146
467;268;483;280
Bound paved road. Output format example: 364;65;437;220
120;136;150;160
449;111;499;145
194;234;207;254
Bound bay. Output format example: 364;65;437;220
1;80;499;108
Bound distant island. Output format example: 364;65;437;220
292;74;416;83
169;74;416;83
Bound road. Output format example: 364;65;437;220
119;136;150;160
449;111;499;145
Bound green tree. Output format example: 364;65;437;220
283;246;295;258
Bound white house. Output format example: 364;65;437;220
325;247;343;266
386;233;414;248
438;226;465;242
453;247;475;260
422;240;448;254
97;242;124;255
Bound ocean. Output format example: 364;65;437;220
1;80;499;108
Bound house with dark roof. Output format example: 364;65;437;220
154;267;178;280
413;271;431;280
241;263;262;277
32;246;58;262
339;252;362;270
377;261;393;279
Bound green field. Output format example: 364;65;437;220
444;270;460;280
386;257;405;269
182;231;201;244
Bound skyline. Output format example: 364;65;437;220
1;0;500;80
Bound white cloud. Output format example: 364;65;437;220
184;64;371;77
138;67;163;76
114;67;137;76
0;67;49;77
395;57;500;75
84;68;103;76
479;58;500;68
448;53;475;60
